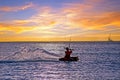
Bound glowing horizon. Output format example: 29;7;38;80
0;0;120;41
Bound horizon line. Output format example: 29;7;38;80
0;40;120;43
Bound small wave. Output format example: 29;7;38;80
2;47;62;61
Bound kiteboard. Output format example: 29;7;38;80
59;57;79;61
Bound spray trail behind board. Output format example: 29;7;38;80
1;47;62;61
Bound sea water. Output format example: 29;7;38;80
0;42;120;80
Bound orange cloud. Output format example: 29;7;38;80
70;11;120;30
9;3;120;37
0;23;35;33
0;1;119;41
27;7;59;27
58;1;120;30
0;2;34;12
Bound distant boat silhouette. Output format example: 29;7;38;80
108;34;113;41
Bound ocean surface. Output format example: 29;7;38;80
0;42;120;80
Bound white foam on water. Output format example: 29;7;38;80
2;47;61;61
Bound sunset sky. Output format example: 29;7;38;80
0;0;120;41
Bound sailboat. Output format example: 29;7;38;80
108;34;113;41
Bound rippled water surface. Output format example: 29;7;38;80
0;42;120;80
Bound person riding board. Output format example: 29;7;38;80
64;47;72;60
59;47;78;61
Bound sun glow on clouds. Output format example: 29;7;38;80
0;23;35;33
0;0;120;41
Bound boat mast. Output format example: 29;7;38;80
108;34;112;41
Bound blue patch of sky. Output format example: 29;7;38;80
0;0;82;22
107;0;120;11
0;0;82;7
0;0;27;6
32;0;82;8
0;9;36;21
92;0;120;13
